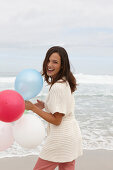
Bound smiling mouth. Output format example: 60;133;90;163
47;68;55;72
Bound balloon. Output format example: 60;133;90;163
0;90;25;122
12;112;45;148
0;121;14;151
24;110;28;114
15;69;43;100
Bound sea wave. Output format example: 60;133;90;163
75;73;113;84
75;94;113;97
0;74;113;84
0;76;16;83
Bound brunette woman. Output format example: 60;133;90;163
25;46;83;170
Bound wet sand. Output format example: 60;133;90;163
0;149;113;170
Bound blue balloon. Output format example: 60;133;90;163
15;69;43;100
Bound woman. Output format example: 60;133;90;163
25;46;83;170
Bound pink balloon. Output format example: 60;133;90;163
0;90;25;122
0;121;14;151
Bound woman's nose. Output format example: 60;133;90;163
48;62;52;67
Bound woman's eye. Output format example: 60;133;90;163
53;61;58;64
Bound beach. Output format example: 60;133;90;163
0;149;113;170
0;75;113;169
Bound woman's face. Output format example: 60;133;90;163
47;52;61;78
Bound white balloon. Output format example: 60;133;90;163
0;121;14;151
12;112;45;148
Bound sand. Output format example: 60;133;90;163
0;149;113;170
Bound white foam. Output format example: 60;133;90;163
75;73;113;84
0;76;16;83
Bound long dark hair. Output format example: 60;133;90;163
42;46;77;93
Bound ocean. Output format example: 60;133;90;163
0;74;113;158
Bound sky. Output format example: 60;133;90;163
0;0;113;75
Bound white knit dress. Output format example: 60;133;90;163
39;80;83;162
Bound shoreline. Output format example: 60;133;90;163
0;149;113;170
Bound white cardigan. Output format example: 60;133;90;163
39;80;83;162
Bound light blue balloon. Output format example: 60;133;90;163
15;69;43;100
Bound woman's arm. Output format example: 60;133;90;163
25;101;64;126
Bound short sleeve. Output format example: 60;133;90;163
46;83;68;115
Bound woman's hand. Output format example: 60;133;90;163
34;99;45;110
25;101;34;111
